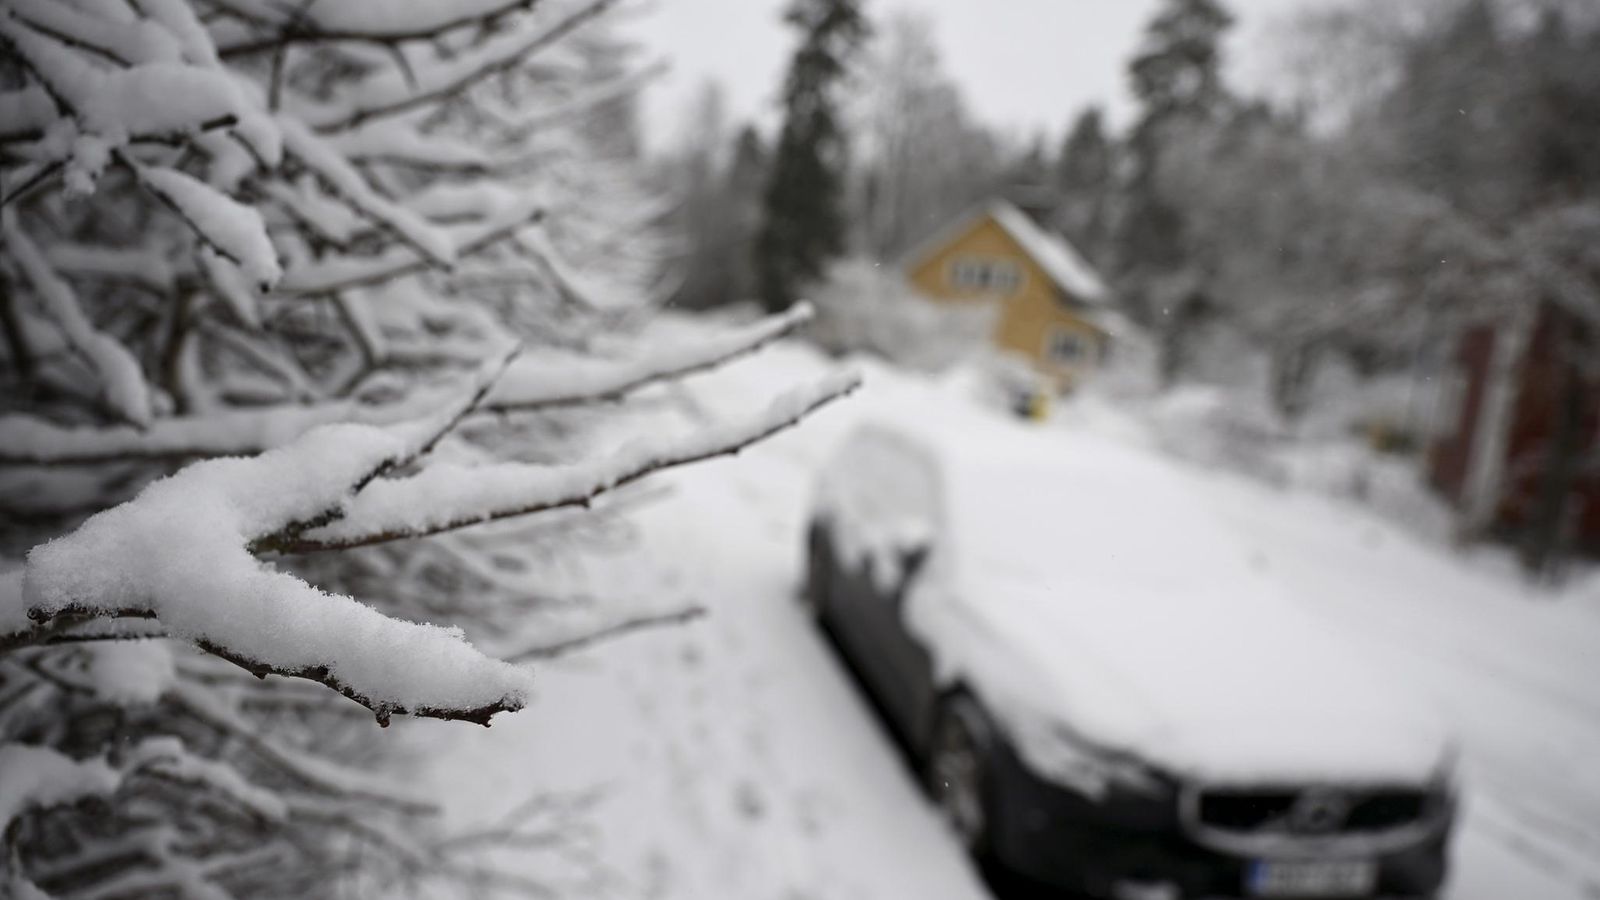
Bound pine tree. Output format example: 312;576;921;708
1054;107;1114;266
1115;0;1235;383
756;0;870;312
1128;0;1235;141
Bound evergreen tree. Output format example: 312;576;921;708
1115;0;1235;383
1053;107;1115;265
1128;0;1235;142
756;0;870;311
725;127;773;304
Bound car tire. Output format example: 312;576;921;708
927;694;998;860
802;523;831;624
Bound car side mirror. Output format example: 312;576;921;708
893;543;931;603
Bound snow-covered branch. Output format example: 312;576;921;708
0;307;820;464
266;370;861;553
213;0;548;57
486;303;817;411
302;0;626;133
1;211;153;426
4;359;534;726
270;196;545;297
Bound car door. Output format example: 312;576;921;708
823;429;941;744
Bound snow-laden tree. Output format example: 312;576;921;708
852;12;996;261
0;0;856;895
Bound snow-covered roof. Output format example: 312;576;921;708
984;200;1109;304
903;199;1109;305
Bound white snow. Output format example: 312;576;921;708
8;363;540;718
828;400;1451;785
0;743;120;829
199;247;263;329
86;642;179;706
0;12;277;162
132;163;281;291
404;323;1600;900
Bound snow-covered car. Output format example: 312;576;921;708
804;405;1457;899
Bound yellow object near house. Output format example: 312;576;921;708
903;199;1113;391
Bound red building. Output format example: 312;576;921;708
1429;302;1600;558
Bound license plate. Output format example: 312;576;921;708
1247;859;1377;897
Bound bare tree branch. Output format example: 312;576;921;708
504;606;707;663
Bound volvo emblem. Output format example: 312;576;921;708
1288;789;1352;835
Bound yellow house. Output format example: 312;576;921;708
903;200;1113;390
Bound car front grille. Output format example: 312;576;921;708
1188;785;1437;851
1196;788;1429;834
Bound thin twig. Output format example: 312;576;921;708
504;607;707;663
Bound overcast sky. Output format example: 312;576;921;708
626;0;1330;152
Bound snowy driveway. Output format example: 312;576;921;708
411;340;1600;900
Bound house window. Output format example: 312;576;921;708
948;258;1022;295
1045;328;1094;366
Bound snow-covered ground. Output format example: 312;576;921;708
404;331;1600;900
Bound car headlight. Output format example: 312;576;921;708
1012;720;1170;801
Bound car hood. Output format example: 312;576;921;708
913;572;1451;787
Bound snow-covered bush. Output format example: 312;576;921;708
1144;384;1453;542
806;258;995;372
0;1;855;895
1147;385;1292;485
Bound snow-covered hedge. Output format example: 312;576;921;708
806;258;996;372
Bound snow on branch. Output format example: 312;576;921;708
271;196;545;297
214;0;549;56
0;742;120;830
0;9;280;184
0;307;820;464
2;211;154;427
487;303;818;412
0;383;460;466
303;0;626;133
3;355;533;727
278;117;456;268
124;157;282;291
267;369;862;554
